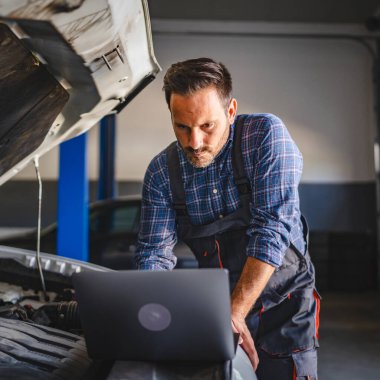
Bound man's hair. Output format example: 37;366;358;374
163;57;232;108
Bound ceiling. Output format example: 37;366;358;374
147;0;380;25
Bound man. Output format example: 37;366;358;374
136;57;320;380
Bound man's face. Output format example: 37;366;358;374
169;86;237;168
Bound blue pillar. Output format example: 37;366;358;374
57;133;89;261
98;114;117;200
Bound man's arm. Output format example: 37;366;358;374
231;257;275;319
231;257;275;370
135;154;177;270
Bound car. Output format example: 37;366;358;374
0;196;198;270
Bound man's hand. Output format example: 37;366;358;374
231;314;259;370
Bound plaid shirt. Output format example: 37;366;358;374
136;113;305;270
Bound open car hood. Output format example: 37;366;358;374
0;0;160;185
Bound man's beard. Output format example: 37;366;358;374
184;147;214;168
183;124;230;168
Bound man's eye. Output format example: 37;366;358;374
177;124;187;130
203;123;213;129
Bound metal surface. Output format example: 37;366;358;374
0;245;108;276
57;133;89;262
0;23;69;178
0;0;160;185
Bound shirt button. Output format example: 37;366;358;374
219;214;224;219
212;188;218;194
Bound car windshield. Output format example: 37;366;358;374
90;202;140;235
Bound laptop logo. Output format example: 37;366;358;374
138;303;172;331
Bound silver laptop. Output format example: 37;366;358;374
72;269;236;362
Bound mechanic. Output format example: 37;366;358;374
136;57;320;380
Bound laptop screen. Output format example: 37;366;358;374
73;269;236;362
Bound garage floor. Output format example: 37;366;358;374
318;292;380;380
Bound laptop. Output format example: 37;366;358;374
72;269;236;362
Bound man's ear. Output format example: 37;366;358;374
228;98;237;124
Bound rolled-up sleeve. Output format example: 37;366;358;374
245;115;303;267
135;154;177;270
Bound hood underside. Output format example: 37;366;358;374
0;0;160;185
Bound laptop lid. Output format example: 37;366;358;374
72;269;236;362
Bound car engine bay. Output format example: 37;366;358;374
0;247;111;380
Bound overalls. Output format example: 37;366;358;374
166;116;320;380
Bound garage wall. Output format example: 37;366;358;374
0;21;377;232
118;24;375;184
13;21;376;182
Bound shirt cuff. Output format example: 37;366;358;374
246;235;286;268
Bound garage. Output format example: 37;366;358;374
0;1;379;379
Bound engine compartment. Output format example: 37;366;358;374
0;248;111;380
0;248;107;331
0;280;81;332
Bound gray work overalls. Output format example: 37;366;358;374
166;115;320;380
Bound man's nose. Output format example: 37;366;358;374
189;129;203;150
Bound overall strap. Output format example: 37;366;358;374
232;115;251;196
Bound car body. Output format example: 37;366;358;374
0;196;198;269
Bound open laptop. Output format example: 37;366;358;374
72;269;236;362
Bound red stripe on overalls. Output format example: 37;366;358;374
313;290;321;340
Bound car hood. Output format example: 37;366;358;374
0;0;160;185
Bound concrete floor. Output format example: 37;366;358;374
318;292;380;379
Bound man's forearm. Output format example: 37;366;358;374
231;256;275;318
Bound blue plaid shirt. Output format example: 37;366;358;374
136;113;305;270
